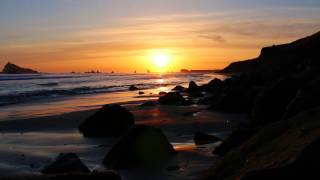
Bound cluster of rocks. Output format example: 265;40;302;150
40;104;180;179
201;31;320;179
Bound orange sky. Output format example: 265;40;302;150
0;1;320;73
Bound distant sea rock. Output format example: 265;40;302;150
1;62;38;74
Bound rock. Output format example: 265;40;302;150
284;77;320;119
79;104;135;137
202;78;223;93
159;91;167;96
129;85;139;91
241;138;320;180
140;101;157;107
187;81;203;96
252;75;308;128
172;85;185;92
138;91;145;95
188;81;199;92
193;132;221;145
42;153;90;174
203;107;320;180
1;62;38;74
103;125;176;169
158;92;186;105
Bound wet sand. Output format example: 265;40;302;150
0;101;247;180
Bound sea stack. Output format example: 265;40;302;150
1;62;38;74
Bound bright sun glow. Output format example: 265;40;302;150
153;54;170;68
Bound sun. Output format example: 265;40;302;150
153;54;170;68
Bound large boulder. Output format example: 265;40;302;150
158;92;187;105
42;153;90;174
79;104;135;137
103;125;177;169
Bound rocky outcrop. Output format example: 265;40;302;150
201;31;320;180
1;62;38;74
202;107;320;180
79;104;135;137
42;153;90;174
103;125;176;169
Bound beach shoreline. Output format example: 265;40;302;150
0;97;247;179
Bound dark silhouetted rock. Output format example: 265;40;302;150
284;77;320;119
129;85;139;91
138;91;145;95
252;75;308;128
202;78;223;93
1;62;38;74
172;85;185;92
42;153;90;174
194;132;221;145
103;125;176;169
203;107;320;180
158;92;186;105
79;104;135;137
241;138;320;180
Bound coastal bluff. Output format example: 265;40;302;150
1;62;38;74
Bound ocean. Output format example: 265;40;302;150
0;73;226;120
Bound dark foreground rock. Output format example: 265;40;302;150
158;92;187;105
1;62;38;74
79;104;135;137
0;171;121;180
103;125;176;169
42;153;90;174
193;132;221;145
241;138;320;180
202;107;320;180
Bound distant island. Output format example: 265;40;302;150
1;62;39;74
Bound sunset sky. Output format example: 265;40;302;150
0;0;320;73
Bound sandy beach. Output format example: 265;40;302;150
0;99;247;180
